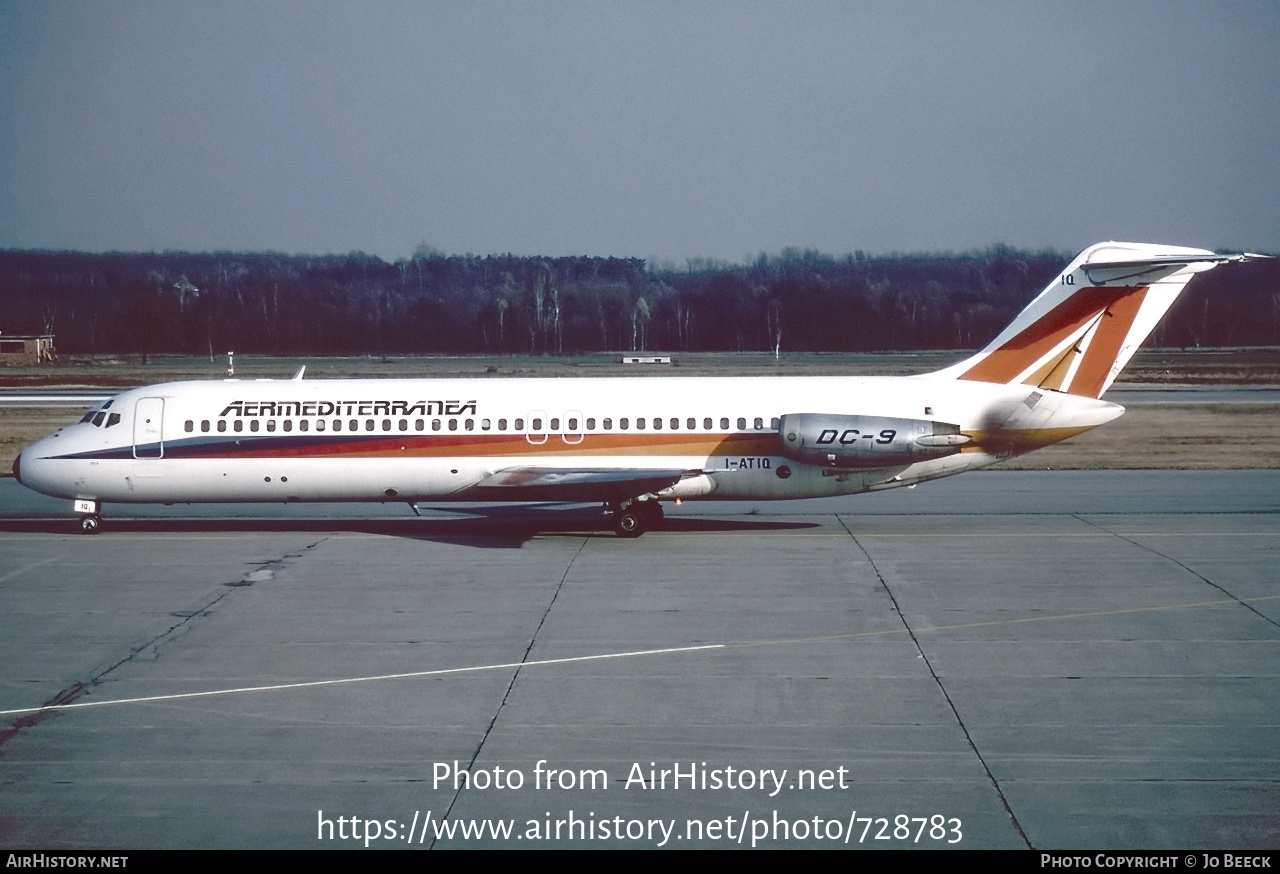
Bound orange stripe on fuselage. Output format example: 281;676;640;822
958;286;1147;395
961;425;1096;453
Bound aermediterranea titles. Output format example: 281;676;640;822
218;399;478;418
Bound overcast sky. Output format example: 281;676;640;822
1;1;1276;263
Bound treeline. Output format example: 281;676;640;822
1;247;1276;358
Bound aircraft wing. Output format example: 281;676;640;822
461;466;692;503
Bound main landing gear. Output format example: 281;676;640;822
609;499;663;538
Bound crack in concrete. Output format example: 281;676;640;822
837;514;1034;850
0;537;329;750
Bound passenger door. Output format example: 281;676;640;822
133;397;165;459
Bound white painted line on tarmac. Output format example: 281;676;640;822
0;556;58;585
0;643;725;717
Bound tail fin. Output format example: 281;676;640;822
929;242;1246;398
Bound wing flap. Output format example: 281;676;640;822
462;467;690;503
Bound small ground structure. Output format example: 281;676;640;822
0;334;56;365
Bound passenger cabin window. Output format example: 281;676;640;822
603;418;612;430
720;418;729;430
754;417;763;430
266;420;276;432
234;420;244;432
184;420;193;432
250;420;259;432
202;420;211;432
737;417;746;430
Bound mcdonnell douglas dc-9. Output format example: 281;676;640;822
12;242;1251;536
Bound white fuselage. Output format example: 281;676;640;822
15;374;1122;506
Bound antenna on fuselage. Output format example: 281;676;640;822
292;366;306;381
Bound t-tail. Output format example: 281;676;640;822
930;242;1249;398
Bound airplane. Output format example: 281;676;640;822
11;241;1254;536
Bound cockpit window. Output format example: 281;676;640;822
106;413;121;428
82;397;118;425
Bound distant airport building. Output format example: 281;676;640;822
0;334;56;365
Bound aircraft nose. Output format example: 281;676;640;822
12;441;66;499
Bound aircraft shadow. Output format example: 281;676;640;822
0;512;819;548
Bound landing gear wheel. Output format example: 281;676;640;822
79;514;101;535
613;509;644;538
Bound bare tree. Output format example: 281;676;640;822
631;297;650;351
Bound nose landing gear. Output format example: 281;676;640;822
74;499;101;535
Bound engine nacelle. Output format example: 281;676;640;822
778;413;970;469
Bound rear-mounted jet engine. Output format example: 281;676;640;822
778;414;971;469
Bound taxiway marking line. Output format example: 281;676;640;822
722;593;1280;649
5;595;1276;718
0;556;58;584
0;643;724;717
